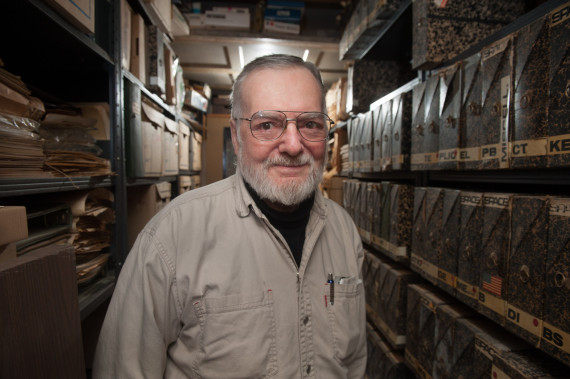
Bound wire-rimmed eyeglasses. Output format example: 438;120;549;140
236;110;334;142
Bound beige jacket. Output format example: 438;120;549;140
93;171;366;378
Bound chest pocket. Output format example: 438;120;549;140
326;282;364;364
192;290;278;378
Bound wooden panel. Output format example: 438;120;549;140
0;244;85;379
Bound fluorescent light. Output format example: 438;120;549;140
239;46;245;69
302;49;309;61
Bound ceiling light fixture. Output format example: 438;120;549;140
239;46;245;69
302;49;309;61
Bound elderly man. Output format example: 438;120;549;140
93;54;366;378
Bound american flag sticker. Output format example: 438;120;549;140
482;272;503;297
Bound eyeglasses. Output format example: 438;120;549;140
237;110;334;142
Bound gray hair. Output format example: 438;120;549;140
230;54;326;121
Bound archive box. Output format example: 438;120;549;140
455;191;483;310
437;63;462;170
366;323;414;379
460;52;483;170
437;188;461;296
390;90;412;171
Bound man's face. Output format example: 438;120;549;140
231;67;327;210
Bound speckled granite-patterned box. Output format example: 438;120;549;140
411;76;440;171
411;187;443;284
438;64;462;170
368;183;382;245
542;196;570;366
366;323;415;379
365;254;420;350
505;195;549;346
380;181;391;243
437;188;461;296
493;347;570;378
412;0;525;70
511;13;550;169
480;36;513;169
548;3;570;168
348;59;409;114
456;191;483;310
360;111;374;173
372;104;385;172
405;283;452;378
478;193;512;327
432;303;478;378
347;117;358;174
390;90;412;171
459;52;483;170
389;183;414;263
411;81;426;171
381;99;393;172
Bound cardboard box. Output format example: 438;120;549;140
505;195;549;346
480;36;513;170
178;175;191;194
126;83;164;178
438;189;461;296
325;176;345;207
390;90;412;171
130;12;147;84
190;131;202;171
144;0;172;35
542;196;570;365
548;3;570;168
184;13;207;29
127;182;172;250
186;89;208;112
456;191;484;310
148;25;166;96
190;174;201;189
511;13;550;169
0;206;28;264
171;5;190;36
121;0;132;69
74;102;111;141
162;117;179;176
164;45;176;105
205;10;250;30
478;192;511;326
438;64;462;170
178;121;190;171
45;0;95;34
0;206;28;245
263;19;300;35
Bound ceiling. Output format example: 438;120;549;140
171;0;353;96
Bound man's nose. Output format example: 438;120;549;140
278;120;304;155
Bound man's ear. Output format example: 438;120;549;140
230;118;239;155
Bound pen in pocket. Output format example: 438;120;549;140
328;273;334;306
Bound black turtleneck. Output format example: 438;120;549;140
244;180;314;267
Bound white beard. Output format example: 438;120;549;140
238;151;325;207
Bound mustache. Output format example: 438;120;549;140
264;154;314;167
